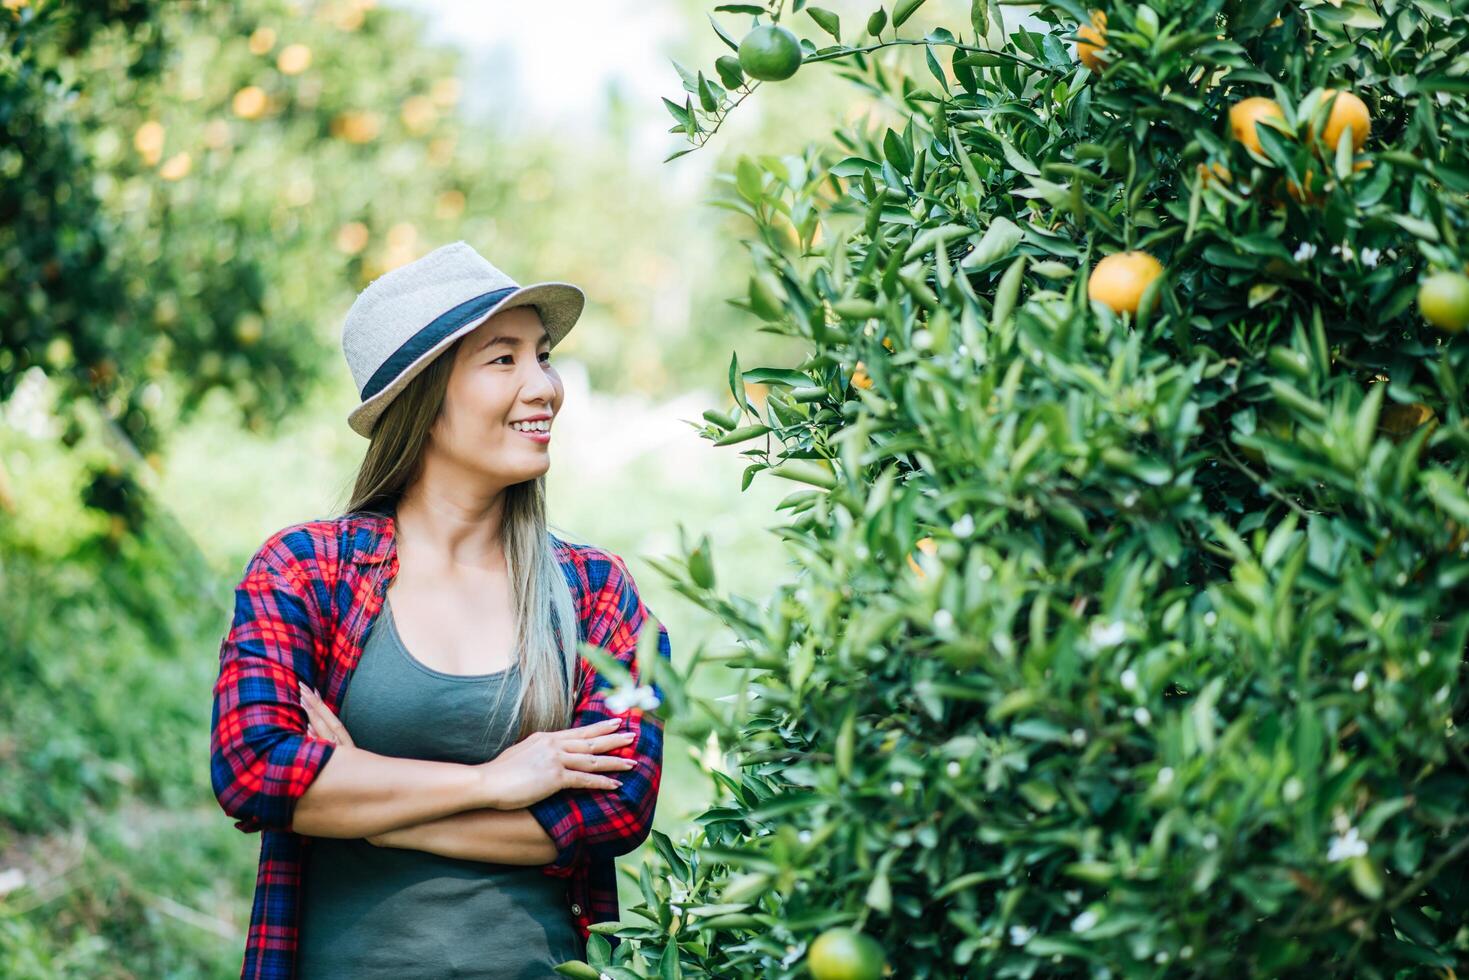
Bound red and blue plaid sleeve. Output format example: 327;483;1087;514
528;551;670;874
209;539;337;835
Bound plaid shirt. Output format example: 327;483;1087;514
209;511;669;980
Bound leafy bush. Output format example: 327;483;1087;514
582;1;1469;977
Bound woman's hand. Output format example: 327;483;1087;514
479;717;638;811
298;681;355;750
299;683;395;845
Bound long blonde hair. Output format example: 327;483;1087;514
336;333;580;743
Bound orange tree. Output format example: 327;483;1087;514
2;0;489;539
570;0;1469;977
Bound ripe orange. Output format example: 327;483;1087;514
807;928;887;980
1076;11;1107;72
1197;161;1232;186
905;536;937;577
1088;251;1164;315
1418;272;1469;333
1228;96;1286;157
851;361;874;389
1283;169;1322;206
1320;88;1370;153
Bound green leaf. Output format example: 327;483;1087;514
661;96;690;126
712;424;772;446
1349;855;1384;900
960;215;1023;270
807;6;841;41
892;0;928;29
998;135;1041;176
882;127;913;175
989;254;1027;330
1353;380;1385;461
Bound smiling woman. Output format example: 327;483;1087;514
209;241;672;980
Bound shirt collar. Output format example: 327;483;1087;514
351;512;396;566
349;510;570;565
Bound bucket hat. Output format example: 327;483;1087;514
341;240;586;438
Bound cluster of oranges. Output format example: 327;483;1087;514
1223;89;1371;205
1067;12;1467;332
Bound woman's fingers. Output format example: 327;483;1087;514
563;732;636;755
299;683;354;747
566;752;637;773
566;718;624;737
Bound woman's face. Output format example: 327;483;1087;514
429;305;564;486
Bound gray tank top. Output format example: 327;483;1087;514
298;596;584;979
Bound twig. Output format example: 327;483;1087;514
1216;439;1315;520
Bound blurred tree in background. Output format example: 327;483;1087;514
2;1;810;973
583;0;1469;977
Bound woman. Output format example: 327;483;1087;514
208;241;671;979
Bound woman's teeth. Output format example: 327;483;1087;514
510;420;550;432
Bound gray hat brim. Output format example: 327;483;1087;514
347;281;584;439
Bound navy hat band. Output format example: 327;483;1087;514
361;285;520;401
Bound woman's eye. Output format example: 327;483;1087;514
490;353;552;364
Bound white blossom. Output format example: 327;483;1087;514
1120;668;1138;691
1293;242;1317;262
605;684;660;714
1332;243;1355;262
977;563;993;581
1089;619;1126;648
1071;909;1100;932
1156;766;1174;787
933;609;955;631
798;829;812;843
889;779;904;795
780;943;806;968
1352;671;1368;692
1359;247;1381;267
1065;889;1083;904
1203;611;1218;627
1283;777;1304;803
1134;706;1152;726
1202;833;1219;851
1327;826;1368;862
913;328;933;350
1009;924;1036;946
951;513;976;537
1071;728;1087;746
946;760;961;777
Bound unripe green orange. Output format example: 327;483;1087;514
807;928;886;980
738;24;802;81
1418;272;1469;333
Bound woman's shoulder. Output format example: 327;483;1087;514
549;532;634;595
246;512;381;579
